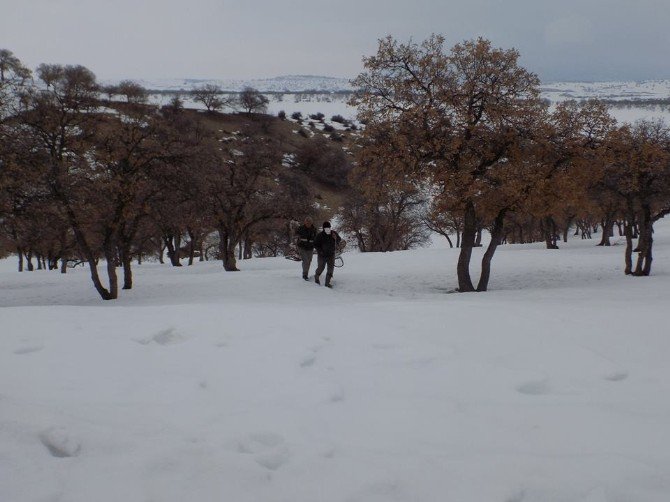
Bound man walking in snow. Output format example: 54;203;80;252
313;221;343;288
295;217;317;280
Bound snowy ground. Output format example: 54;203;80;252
2;222;670;502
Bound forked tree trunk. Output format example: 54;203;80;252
476;210;506;292
633;205;653;276
164;235;182;267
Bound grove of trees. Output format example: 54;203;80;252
347;35;670;291
3;34;670;299
0;50;322;299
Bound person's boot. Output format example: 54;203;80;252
302;274;309;281
325;275;332;288
314;275;320;285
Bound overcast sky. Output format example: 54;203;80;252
1;0;669;82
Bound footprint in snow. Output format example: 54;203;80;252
604;371;628;382
329;388;345;403
300;353;317;368
237;433;289;471
39;427;81;458
516;380;551;396
136;327;186;346
14;344;44;355
505;489;527;502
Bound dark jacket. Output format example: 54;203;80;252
314;230;341;257
296;224;317;250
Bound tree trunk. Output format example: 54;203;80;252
476;210;506;292
243;237;253;259
598;218;613;246
624;218;633;275
543;216;559;249
164;234;182;267
563;217;574;243
218;227;240;271
26;250;34;271
633;205;653;276
17;247;24;272
456;203;476;292
119;244;133;290
474;227;483;247
187;229;196;266
616;221;624;237
60;258;67;274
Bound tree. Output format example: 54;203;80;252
18;64;126;299
352;35;545;291
342;125;429;252
117;80;148;104
238;87;269;115
601;121;670;276
192;84;226;113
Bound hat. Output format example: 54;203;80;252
323;221;331;228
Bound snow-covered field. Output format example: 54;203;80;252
106;75;670;124
2;221;670;501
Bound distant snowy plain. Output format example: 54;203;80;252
1;218;670;501
105;75;670;124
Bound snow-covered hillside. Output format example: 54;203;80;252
2;221;670;501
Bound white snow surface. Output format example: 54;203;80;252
2;222;670;501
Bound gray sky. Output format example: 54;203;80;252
1;0;669;82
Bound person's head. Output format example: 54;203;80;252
323;221;332;235
304;216;313;227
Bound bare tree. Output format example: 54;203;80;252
238;87;269;115
192;84;227;112
117;80;148;104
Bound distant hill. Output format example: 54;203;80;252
101;75;353;94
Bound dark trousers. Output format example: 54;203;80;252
315;253;335;283
299;247;313;277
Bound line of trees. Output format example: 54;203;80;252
4;37;670;299
344;35;670;291
0;50;315;299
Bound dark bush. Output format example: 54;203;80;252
278;110;286;120
294;136;352;188
323;124;335;133
309;112;325;121
331;114;347;124
291;111;302;120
